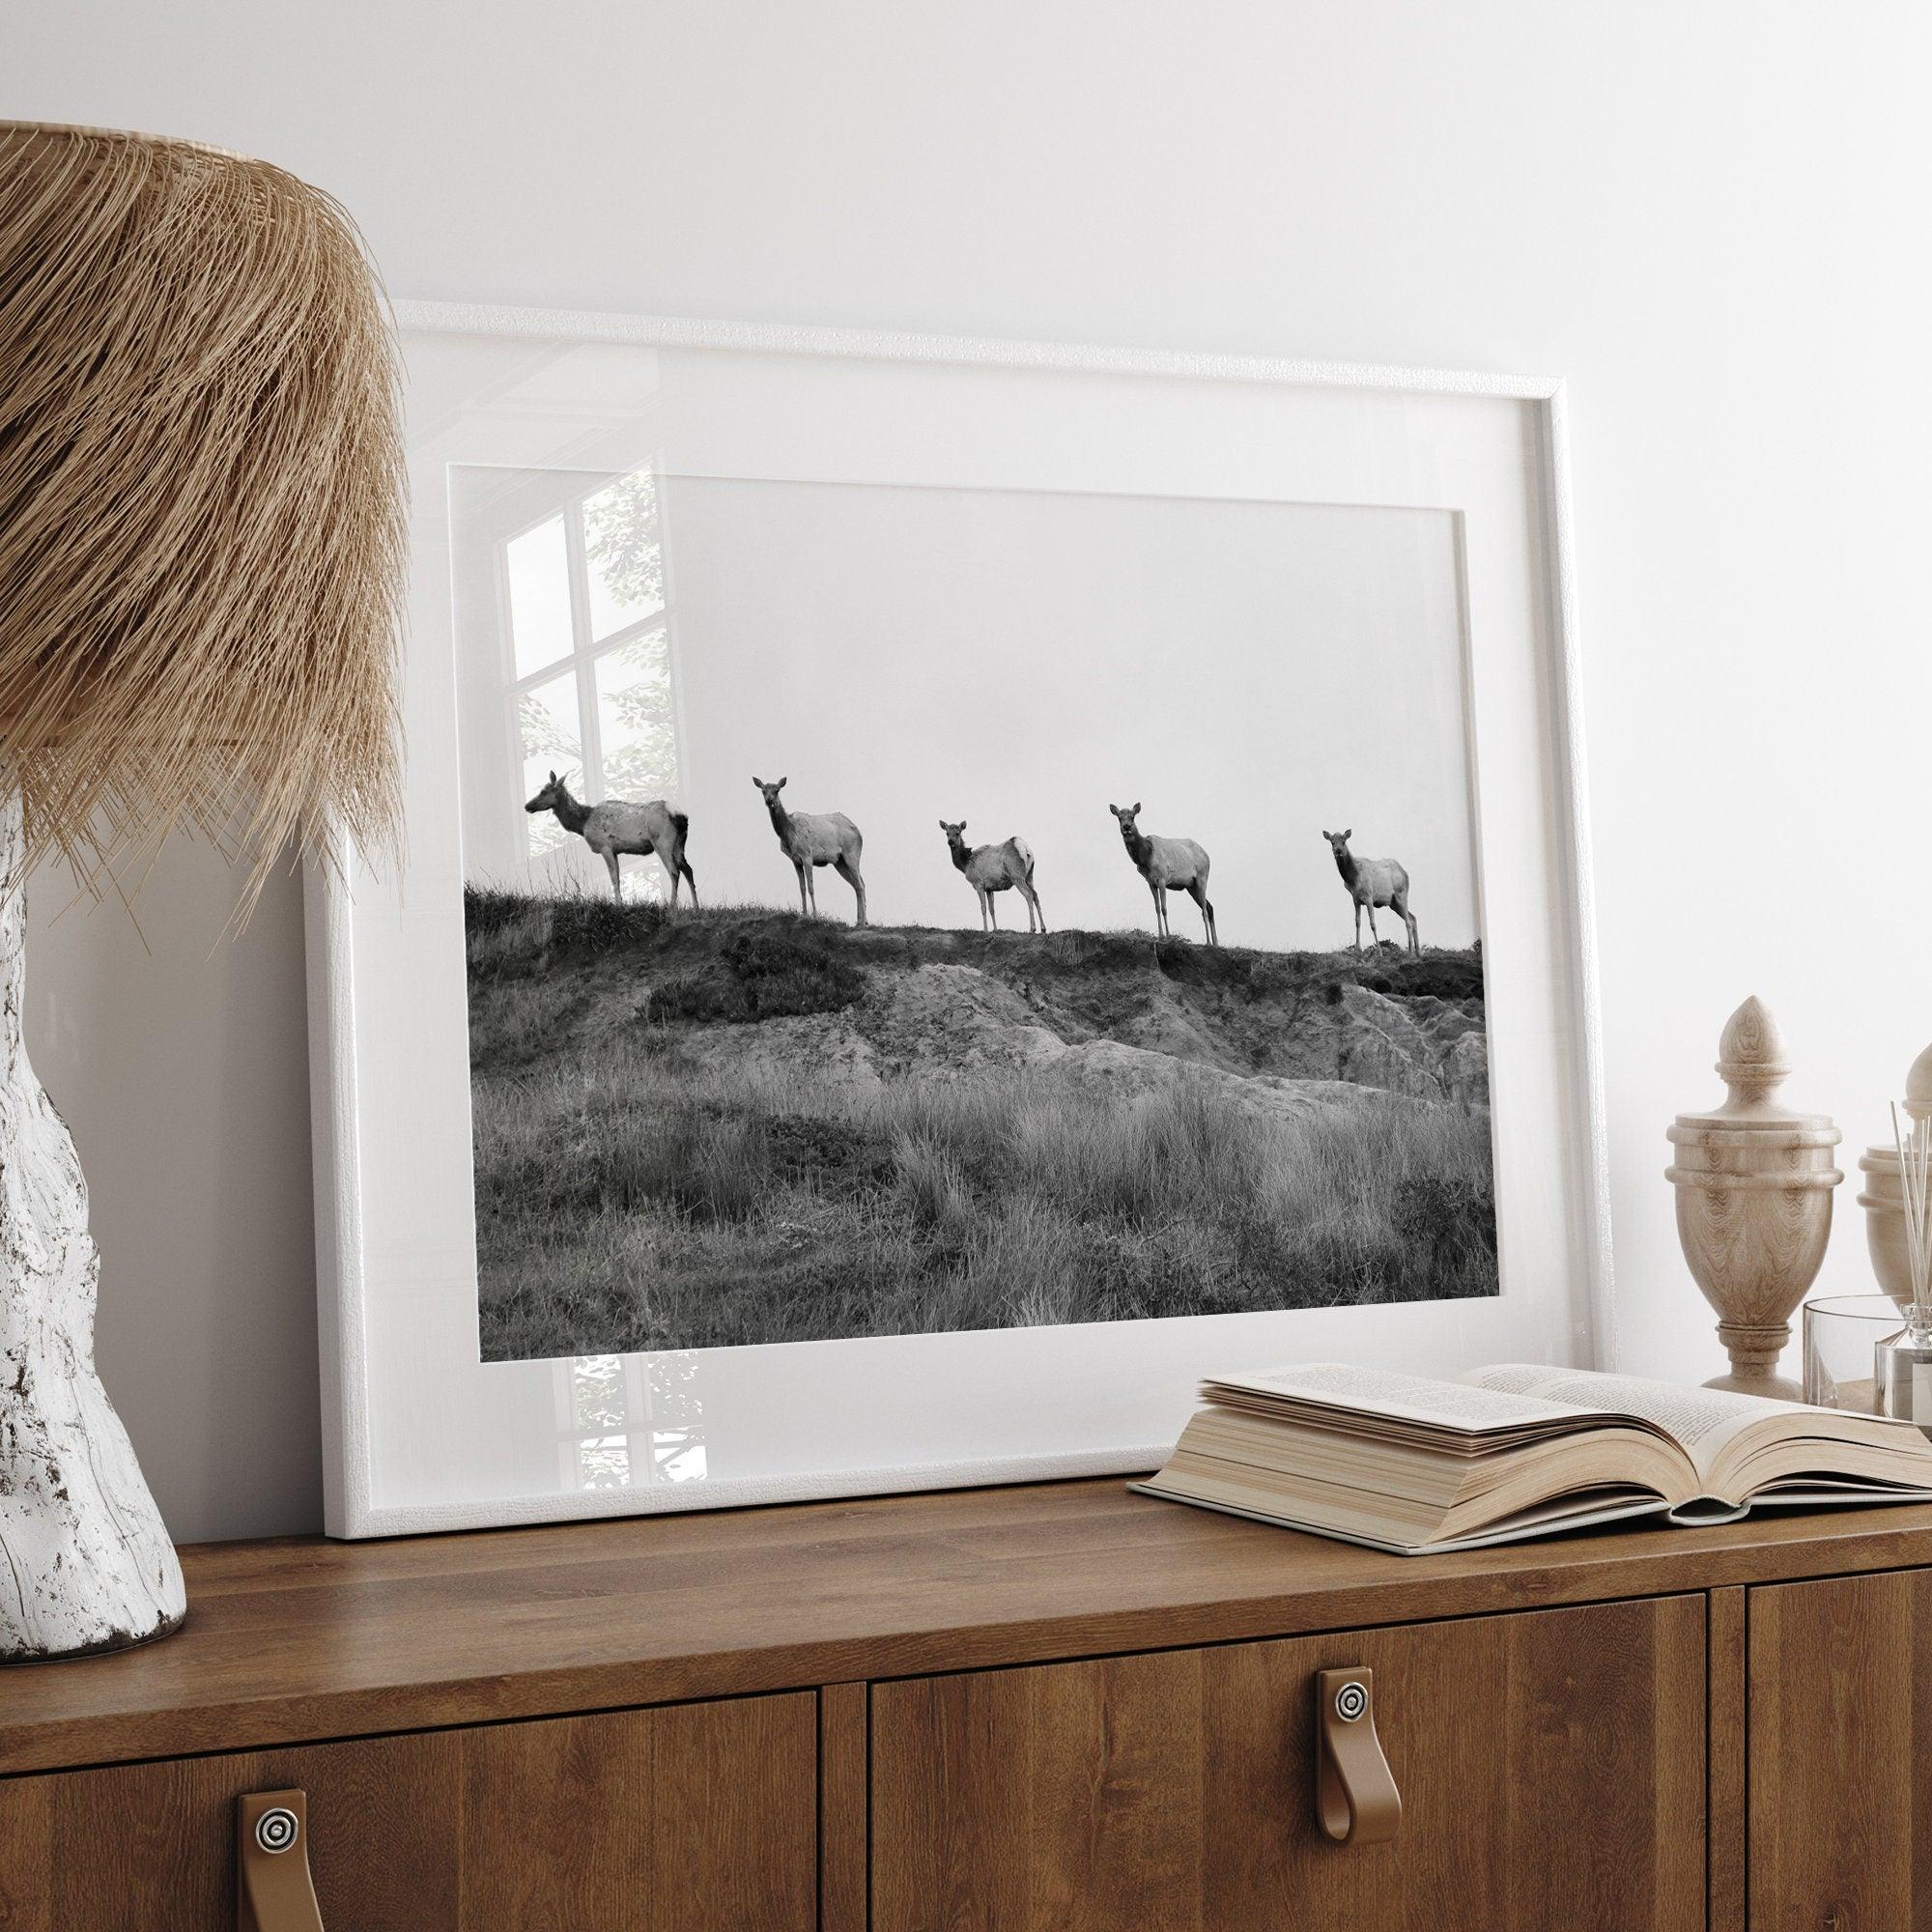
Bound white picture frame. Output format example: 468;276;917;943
307;301;1610;1538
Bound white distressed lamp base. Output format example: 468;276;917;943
0;796;185;1661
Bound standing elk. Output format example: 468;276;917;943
939;820;1045;932
525;772;696;904
753;776;867;924
1108;801;1217;945
1322;828;1419;956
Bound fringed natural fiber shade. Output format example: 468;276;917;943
0;122;404;902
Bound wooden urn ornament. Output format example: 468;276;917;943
1858;1040;1932;1309
1665;998;1843;1401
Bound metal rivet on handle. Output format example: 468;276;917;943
255;1806;299;1855
1333;1681;1369;1723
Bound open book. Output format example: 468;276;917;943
1131;1362;1932;1554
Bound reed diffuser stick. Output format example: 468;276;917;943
1889;1101;1932;1338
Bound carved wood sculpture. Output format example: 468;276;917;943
1858;1040;1932;1309
1665;997;1842;1400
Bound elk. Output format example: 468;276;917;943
1108;802;1217;945
939;820;1045;933
1322;828;1419;956
525;772;696;904
753;776;867;924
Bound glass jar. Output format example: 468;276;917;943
1802;1294;1903;1413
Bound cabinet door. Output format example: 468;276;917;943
872;1595;1704;1932
0;1691;816;1931
1749;1568;1932;1930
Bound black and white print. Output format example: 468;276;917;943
453;470;1495;1361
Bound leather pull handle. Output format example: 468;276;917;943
1315;1667;1401;1845
238;1790;325;1932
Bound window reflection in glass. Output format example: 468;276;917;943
645;1351;706;1484
563;1352;707;1492
596;628;677;803
505;514;573;678
582;470;665;642
572;1356;632;1489
498;464;680;886
519;669;580;859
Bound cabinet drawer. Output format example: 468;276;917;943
1748;1568;1932;1931
0;1691;816;1931
872;1595;1704;1932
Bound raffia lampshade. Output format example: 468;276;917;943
0;123;406;1662
0;121;405;892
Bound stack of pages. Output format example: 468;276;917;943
1133;1362;1932;1554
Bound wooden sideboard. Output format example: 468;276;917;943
1;1477;1928;1929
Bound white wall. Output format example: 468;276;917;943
10;0;1931;1541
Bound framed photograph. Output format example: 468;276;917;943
306;303;1610;1536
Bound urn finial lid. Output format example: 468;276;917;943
1674;995;1835;1133
1715;995;1788;1104
1908;1040;1932;1121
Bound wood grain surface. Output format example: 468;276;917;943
0;1693;816;1931
871;1593;1707;1932
1707;1584;1747;1932
2;1478;1931;1776
1748;1568;1932;1930
818;1681;868;1932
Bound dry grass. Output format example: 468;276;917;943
473;1046;1496;1361
0;124;404;899
466;890;1496;1359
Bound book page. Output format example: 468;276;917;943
1129;1479;1679;1555
1208;1362;1601;1434
1463;1365;1799;1477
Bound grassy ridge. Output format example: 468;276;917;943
468;891;1495;1360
